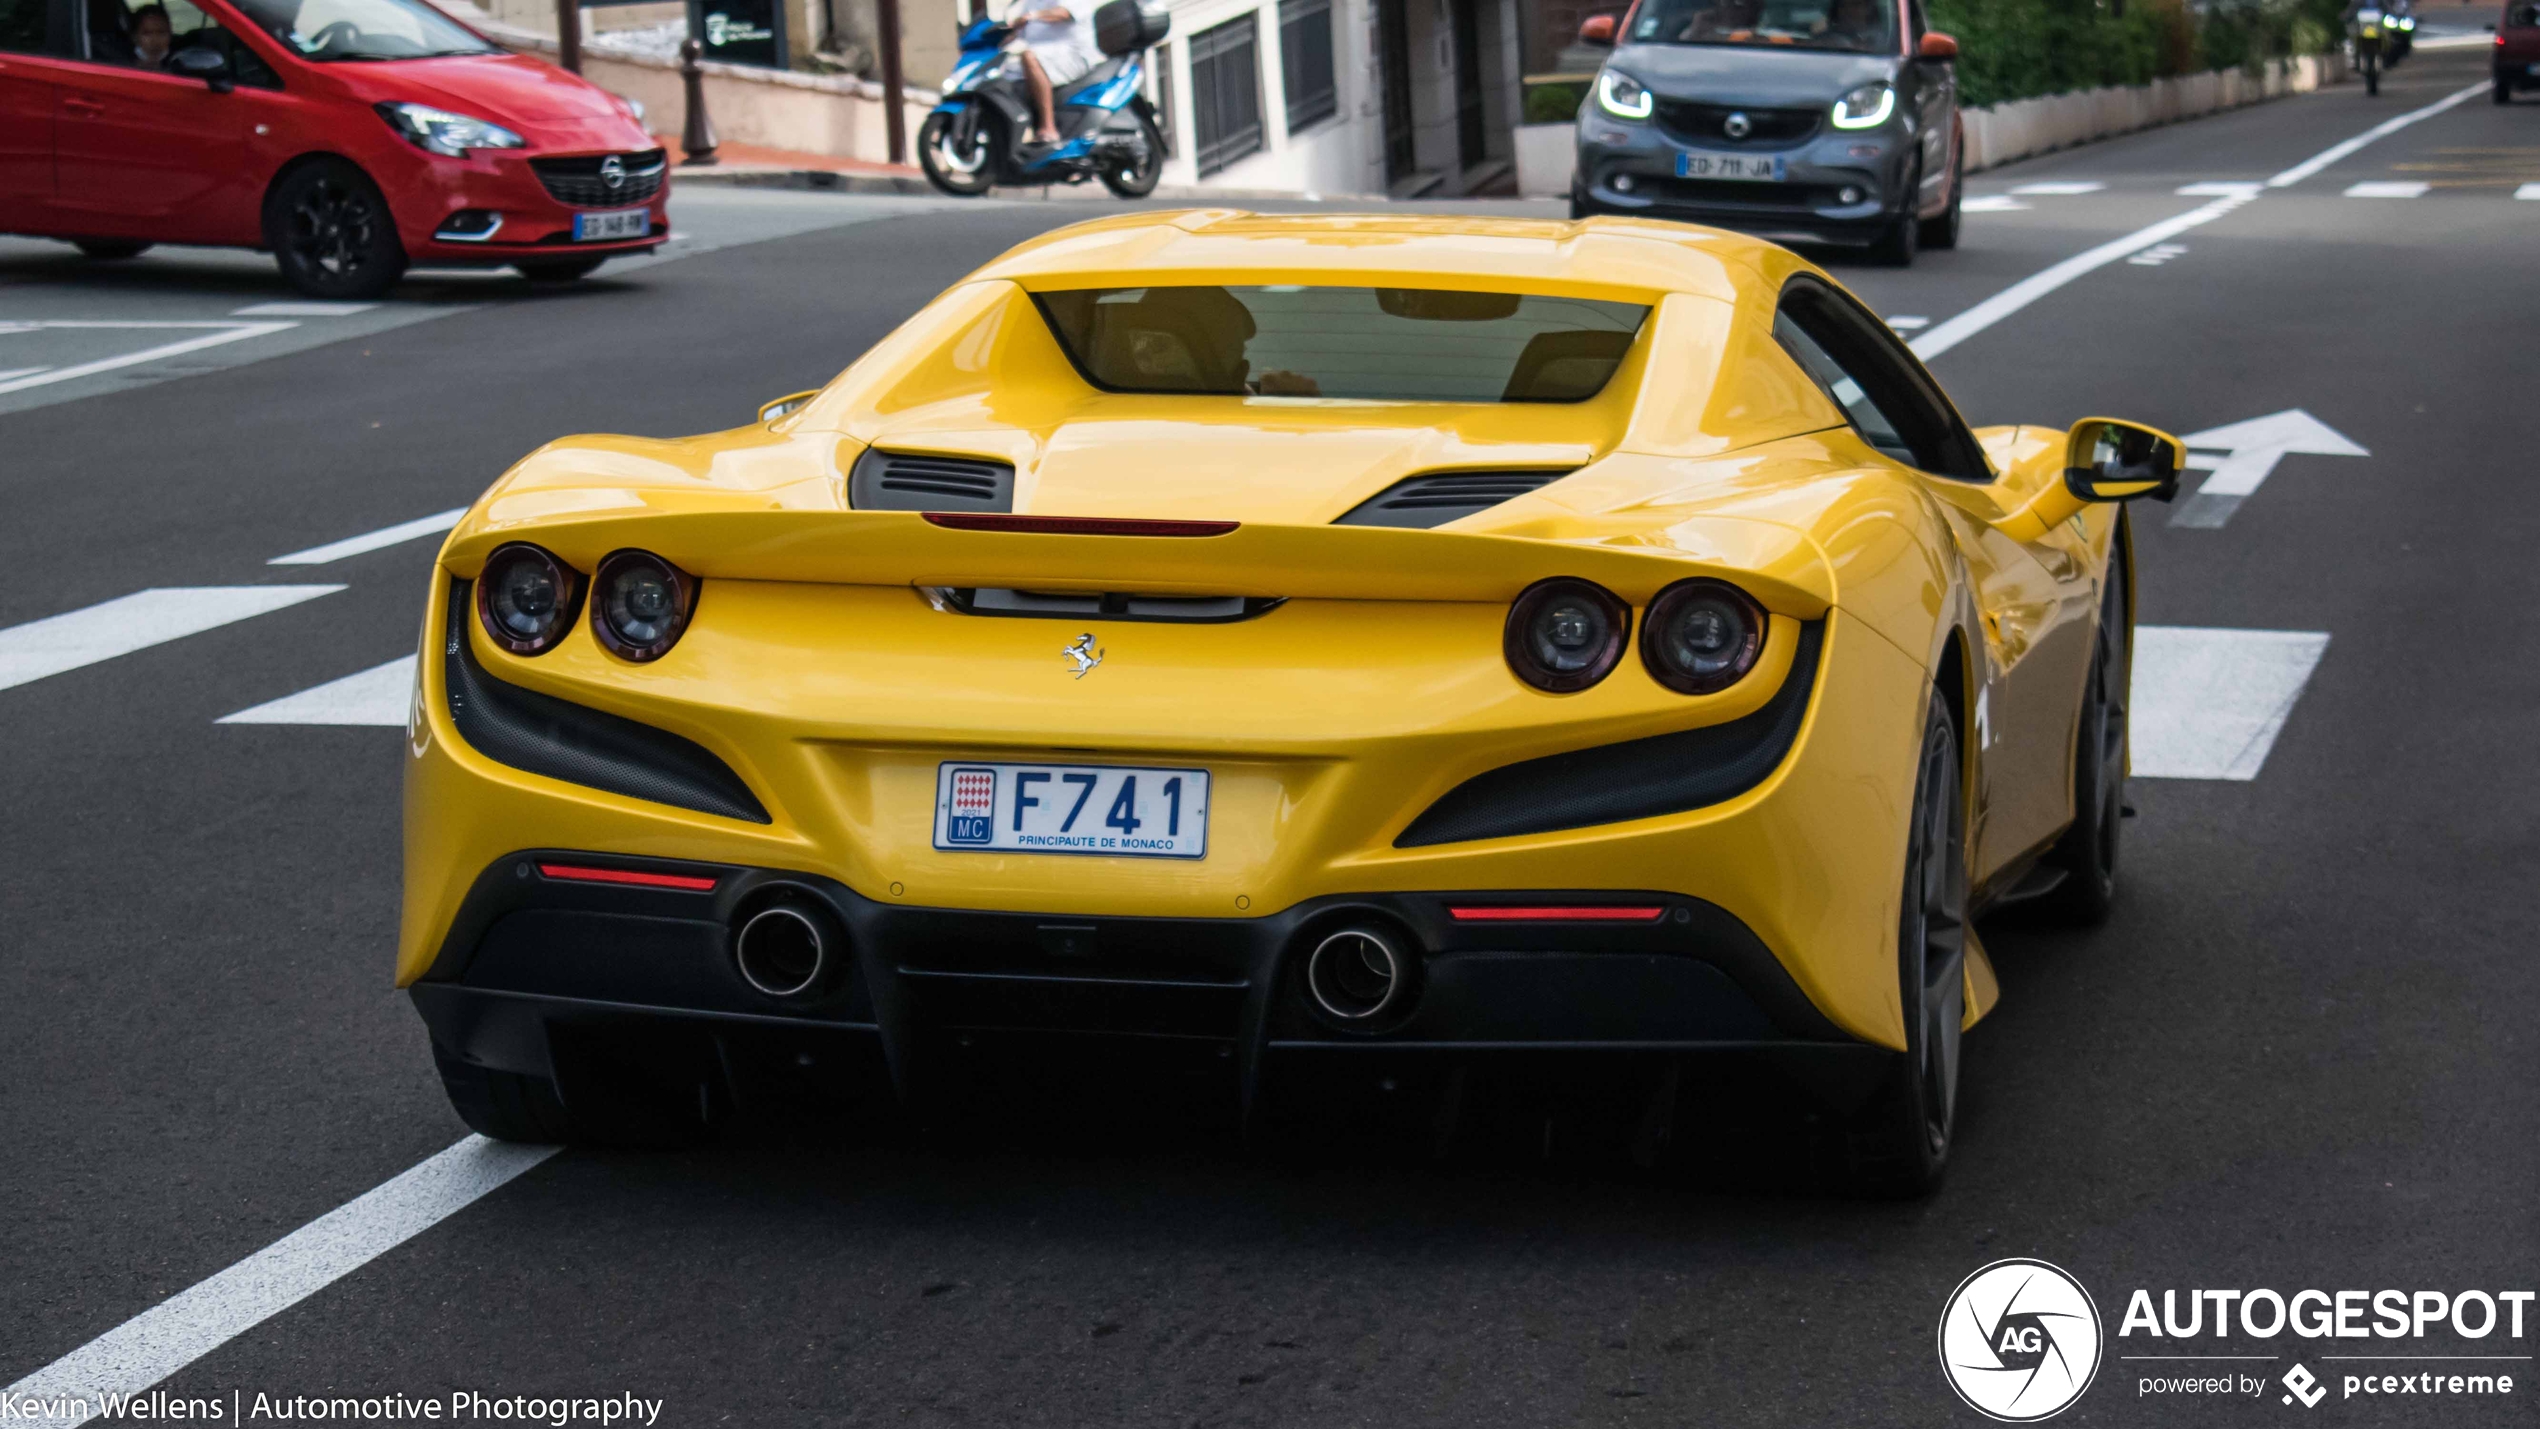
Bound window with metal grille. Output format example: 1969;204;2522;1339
1189;13;1263;177
1279;0;1337;133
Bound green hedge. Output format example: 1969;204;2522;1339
1925;0;2347;110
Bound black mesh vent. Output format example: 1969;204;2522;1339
1396;620;1825;847
1334;470;1572;528
526;150;668;207
442;582;769;824
849;449;1016;512
1654;103;1821;148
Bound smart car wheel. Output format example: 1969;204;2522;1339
1847;688;1965;1197
1919;142;1963;250
2037;538;2129;923
1868;158;1920;267
264;158;408;301
1099;109;1165;198
73;239;153;260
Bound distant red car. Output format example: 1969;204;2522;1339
2500;0;2540;102
0;0;666;296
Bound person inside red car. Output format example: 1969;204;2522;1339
127;3;171;64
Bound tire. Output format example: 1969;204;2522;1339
918;106;998;197
74;239;152;260
264;158;406;300
517;257;605;283
433;1043;574;1143
1846;688;1966;1197
1918;142;1963;250
2035;536;2129;924
1867;160;1920;267
1568;195;1594;220
2496;77;2513;105
2363;51;2380;96
1098;108;1165;198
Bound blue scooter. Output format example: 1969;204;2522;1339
918;0;1170;198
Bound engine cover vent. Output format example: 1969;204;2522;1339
851;449;1016;512
1334;469;1572;529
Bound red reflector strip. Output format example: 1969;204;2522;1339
1447;905;1667;922
922;513;1240;537
537;863;720;892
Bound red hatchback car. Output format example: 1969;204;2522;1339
0;0;667;296
2500;0;2540;102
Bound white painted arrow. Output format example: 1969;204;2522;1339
2172;409;2368;528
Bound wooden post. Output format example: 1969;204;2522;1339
555;0;581;71
876;0;908;165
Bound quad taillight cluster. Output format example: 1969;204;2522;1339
475;542;698;661
1503;576;1767;696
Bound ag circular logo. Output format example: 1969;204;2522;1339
1938;1259;2103;1421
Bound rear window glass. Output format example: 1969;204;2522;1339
1034;286;1650;403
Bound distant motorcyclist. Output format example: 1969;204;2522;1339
1010;3;1103;146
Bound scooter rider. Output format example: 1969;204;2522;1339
1011;2;1104;145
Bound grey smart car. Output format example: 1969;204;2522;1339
1568;0;1965;264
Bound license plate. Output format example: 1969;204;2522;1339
2528;62;2540;74
934;761;1209;858
1676;152;1786;182
573;208;652;241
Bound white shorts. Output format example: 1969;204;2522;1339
1022;43;1097;86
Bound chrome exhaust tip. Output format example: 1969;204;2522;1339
733;903;830;999
1305;926;1409;1022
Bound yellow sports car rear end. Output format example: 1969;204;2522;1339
402;211;2183;1192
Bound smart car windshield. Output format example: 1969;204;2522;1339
228;0;497;59
1627;0;1898;53
1034;286;1649;402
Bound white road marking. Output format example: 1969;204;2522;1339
2012;181;2105;195
0;322;296;396
2171;409;2369;528
2131;627;2329;780
268;508;467;565
2515;183;2540;200
2344;180;2431;198
2176;181;2264;196
230;301;379;317
2265;81;2488;187
218;655;414;726
0;1137;557;1423
0;586;343;694
1886;315;1930;330
0;367;48;381
2127;243;2189;266
1961;195;2031;212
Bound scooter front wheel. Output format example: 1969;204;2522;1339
919;109;998;197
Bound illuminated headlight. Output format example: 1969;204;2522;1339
476;544;583;656
1640;580;1765;694
2395;15;2415;28
1831;82;1895;130
1505;578;1629;693
592;550;698;661
378;102;526;158
1597;69;1654;122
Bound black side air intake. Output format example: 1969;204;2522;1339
1334;470;1572;529
850;449;1015;512
442;581;769;824
1395;620;1826;847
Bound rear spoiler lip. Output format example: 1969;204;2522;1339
439;507;1834;617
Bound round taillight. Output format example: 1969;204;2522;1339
1504;578;1630;693
592;549;697;661
1641;579;1766;694
475;543;582;655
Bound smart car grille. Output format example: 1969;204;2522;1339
1335;470;1573;528
1639;176;1844;213
528;149;668;207
442;581;769;824
1655;102;1821;147
1395;619;1825;847
850;449;1016;512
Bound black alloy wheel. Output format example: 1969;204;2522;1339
1868;157;1921;267
2038;540;2131;923
73;239;153;260
1919;141;1963;250
1847;688;1966;1196
264;158;407;300
1099;108;1166;199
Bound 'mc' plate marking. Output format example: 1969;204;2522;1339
935;761;1209;858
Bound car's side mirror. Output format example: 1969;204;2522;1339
1918;30;1959;59
170;47;233;93
2063;417;2181;503
1577;12;1617;46
758;390;819;424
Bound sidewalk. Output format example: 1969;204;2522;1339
654;135;936;196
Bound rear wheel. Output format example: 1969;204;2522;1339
2363;49;2380;95
264;158;407;300
73;239;152;260
2036;539;2130;923
1846;688;1966;1196
918;106;998;197
2496;76;2514;104
1098;108;1165;198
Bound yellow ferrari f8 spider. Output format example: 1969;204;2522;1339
402;211;2182;1191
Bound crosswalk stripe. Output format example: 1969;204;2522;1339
2011;181;2104;195
268;508;467;566
218;656;414;726
2130;627;2330;781
1960;195;2030;213
2343;181;2430;198
2517;183;2540;201
0;587;344;694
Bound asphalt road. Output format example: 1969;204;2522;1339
4;44;2535;1427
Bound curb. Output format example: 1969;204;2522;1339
669;167;1428;204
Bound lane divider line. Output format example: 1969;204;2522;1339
2131;627;2330;781
268;508;468;566
218;655;415;726
0;586;344;695
1914;80;2487;363
1;1137;557;1423
0;324;297;397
